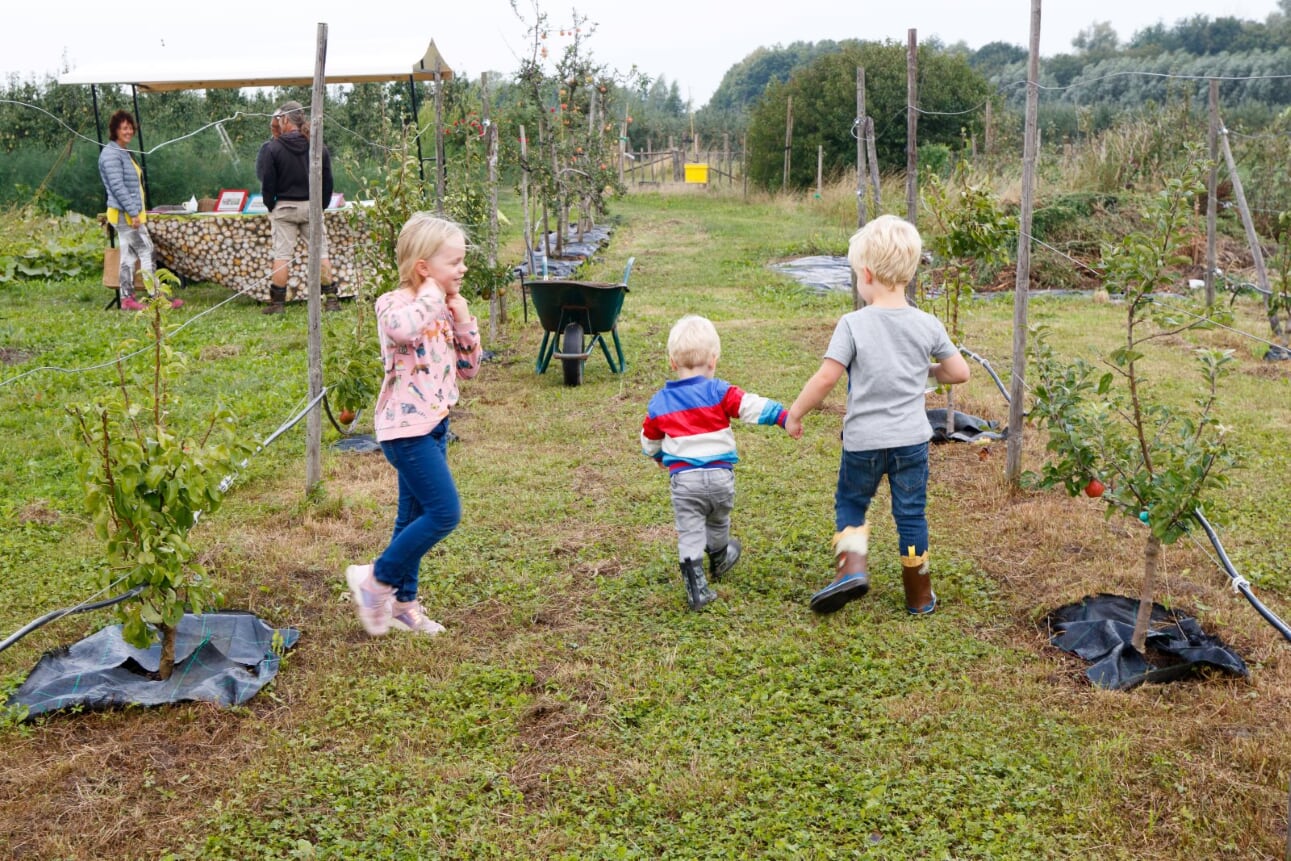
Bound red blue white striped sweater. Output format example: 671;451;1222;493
641;375;787;473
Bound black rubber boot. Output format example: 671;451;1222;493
680;558;717;611
262;285;287;315
322;284;341;312
706;538;741;580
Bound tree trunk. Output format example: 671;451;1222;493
1131;533;1162;653
158;622;177;681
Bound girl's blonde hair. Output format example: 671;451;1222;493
848;214;922;289
396;212;467;289
667;314;720;370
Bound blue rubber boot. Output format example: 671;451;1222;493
810;525;870;614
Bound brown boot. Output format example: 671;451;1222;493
262;285;287;315
322;284;341;312
810;525;870;614
901;548;936;615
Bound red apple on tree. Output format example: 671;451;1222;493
1084;478;1105;498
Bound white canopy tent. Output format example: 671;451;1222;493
60;39;454;198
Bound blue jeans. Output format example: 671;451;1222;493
375;419;460;602
834;442;929;558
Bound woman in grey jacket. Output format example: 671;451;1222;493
97;110;181;310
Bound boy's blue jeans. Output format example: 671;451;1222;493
375;418;460;603
834;442;929;558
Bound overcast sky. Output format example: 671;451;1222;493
2;0;1280;107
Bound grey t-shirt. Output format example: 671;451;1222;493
824;305;958;451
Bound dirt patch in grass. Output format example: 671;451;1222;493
0;347;33;365
0;703;285;860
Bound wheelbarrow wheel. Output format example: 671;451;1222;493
561;322;584;386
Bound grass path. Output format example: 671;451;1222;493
1;191;1289;859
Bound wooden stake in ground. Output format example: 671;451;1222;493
1218;119;1284;345
783;96;793;193
305;22;328;494
483;73;503;336
1206;79;1219;309
1007;0;1041;486
905;29;919;302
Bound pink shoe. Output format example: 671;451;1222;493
391;599;446;636
346;563;394;636
169;298;185;309
121;296;145;311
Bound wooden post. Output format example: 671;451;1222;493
305;22;328;494
1006;0;1042;486
984;100;994;157
483;73;503;335
905;29;919;301
1206;79;1219;309
519;123;534;290
1218;120;1276;335
857;66;868;230
742;133;748;201
783;95;794;192
434;62;445;212
618;105;627;187
866;117;881;208
723;132;731;186
816;145;823;198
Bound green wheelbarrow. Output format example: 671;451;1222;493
527;257;633;386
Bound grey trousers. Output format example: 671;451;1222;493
114;219;154;299
669;468;735;561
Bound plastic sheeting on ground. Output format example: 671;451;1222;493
514;225;615;280
768;256;852;293
333;433;381;453
7;612;299;719
927;409;1006;444
1048;594;1248;690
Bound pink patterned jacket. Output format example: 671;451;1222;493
373;288;481;442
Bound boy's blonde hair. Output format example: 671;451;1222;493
667;315;720;370
396;212;466;289
848;214;922;289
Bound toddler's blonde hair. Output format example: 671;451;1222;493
848;214;922;289
396;212;466;289
667;315;720;371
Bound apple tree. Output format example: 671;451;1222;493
1028;162;1240;652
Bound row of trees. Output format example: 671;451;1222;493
5;3;1291;214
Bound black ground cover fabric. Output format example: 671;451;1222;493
8;612;299;718
1049;594;1247;690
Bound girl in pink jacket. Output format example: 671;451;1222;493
346;214;482;637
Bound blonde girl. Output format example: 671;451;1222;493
346;213;482;636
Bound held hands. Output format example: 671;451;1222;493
785;412;805;440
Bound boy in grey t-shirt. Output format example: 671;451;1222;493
786;215;970;615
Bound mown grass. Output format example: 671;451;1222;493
1;188;1289;859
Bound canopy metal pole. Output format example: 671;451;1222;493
408;74;425;182
92;85;114;250
130;84;151;206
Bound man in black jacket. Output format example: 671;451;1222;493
260;101;339;313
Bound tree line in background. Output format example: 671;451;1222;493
3;3;1291;217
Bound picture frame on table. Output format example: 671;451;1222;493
214;189;248;214
242;193;269;214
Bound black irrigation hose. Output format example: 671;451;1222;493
958;345;1011;404
322;393;361;436
1192;509;1291;645
0;586;144;655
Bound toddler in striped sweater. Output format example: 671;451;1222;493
641;315;788;611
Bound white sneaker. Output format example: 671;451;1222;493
391;599;446;636
346;564;394;636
